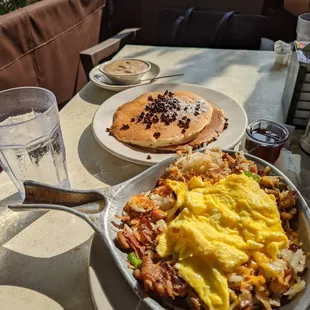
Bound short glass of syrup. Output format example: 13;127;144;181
245;119;289;163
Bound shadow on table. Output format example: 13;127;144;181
79;83;115;106
122;48;288;122
78;125;146;186
80;49;288;126
0;192;46;246
0;237;94;310
242;60;287;124
89;234;150;310
0;235;150;310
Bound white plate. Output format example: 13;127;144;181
89;61;161;92
92;83;248;166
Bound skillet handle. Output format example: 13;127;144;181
8;180;109;233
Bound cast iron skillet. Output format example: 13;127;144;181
9;150;310;310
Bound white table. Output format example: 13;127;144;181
0;45;289;309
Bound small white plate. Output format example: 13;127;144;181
89;61;161;92
92;83;248;166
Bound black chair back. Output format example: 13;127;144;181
158;7;267;50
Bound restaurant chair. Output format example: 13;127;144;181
80;28;140;78
80;6;274;80
0;0;106;107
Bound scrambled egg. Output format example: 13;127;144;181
156;174;288;310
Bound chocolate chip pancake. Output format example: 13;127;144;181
156;105;227;153
110;91;213;148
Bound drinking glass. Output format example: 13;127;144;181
0;87;70;198
297;13;310;41
245;119;289;164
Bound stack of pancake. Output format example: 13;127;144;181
109;90;227;153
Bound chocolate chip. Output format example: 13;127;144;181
135;90;183;127
146;124;151;129
152;115;159;123
153;132;161;139
194;112;199;116
184;107;188;111
181;129;186;134
130;118;135;122
178;120;184;128
182;116;187;120
148;96;153;101
120;124;129;130
146;155;152;160
186;118;190;123
106;128;111;132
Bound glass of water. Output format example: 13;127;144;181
0;87;70;198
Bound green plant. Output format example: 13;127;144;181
0;0;40;15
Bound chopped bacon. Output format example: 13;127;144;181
141;228;154;244
279;192;297;210
140;256;188;300
123;227;145;257
281;208;297;221
140;217;157;245
151;184;173;196
223;153;235;165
